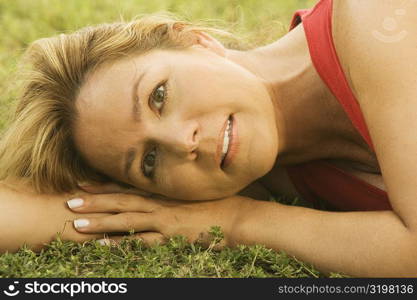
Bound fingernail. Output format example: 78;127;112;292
97;239;110;246
77;181;90;187
73;219;90;228
67;198;84;209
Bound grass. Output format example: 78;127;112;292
0;227;347;278
0;0;347;278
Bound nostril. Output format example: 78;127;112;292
191;149;198;160
190;137;198;154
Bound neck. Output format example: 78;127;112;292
225;25;336;165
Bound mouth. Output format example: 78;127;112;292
218;114;238;169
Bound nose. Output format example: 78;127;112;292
156;120;199;160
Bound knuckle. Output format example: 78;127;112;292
115;197;129;212
122;212;136;230
153;208;166;230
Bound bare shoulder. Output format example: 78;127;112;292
332;0;417;98
332;0;417;228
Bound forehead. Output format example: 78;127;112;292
76;47;197;114
74;54;151;179
77;45;214;116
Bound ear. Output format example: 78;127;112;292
195;31;226;57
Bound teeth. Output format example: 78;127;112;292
221;119;232;161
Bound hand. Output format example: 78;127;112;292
0;178;114;253
67;183;252;248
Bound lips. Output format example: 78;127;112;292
220;117;232;162
217;114;238;169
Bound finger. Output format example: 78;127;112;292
97;232;166;247
67;193;159;213
78;181;151;197
72;212;157;233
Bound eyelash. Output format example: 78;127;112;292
149;80;170;115
141;80;170;179
142;147;157;179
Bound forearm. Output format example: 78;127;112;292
233;198;417;277
0;181;109;253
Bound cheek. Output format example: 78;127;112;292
175;66;251;110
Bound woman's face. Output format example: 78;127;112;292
74;45;278;200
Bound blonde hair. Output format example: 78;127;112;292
0;13;241;193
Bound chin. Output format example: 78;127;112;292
250;142;278;180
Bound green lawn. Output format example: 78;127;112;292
0;0;347;278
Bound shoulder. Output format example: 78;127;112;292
332;0;417;227
332;0;417;142
332;0;417;99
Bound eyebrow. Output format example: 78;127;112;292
131;71;146;122
124;147;137;181
124;72;146;180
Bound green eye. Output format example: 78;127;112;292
142;148;157;178
151;83;166;111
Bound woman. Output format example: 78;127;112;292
1;0;417;277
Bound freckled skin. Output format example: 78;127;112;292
74;45;279;200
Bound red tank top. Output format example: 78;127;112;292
285;0;391;211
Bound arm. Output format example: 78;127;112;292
234;198;417;277
67;184;417;277
0;179;111;253
248;0;417;276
